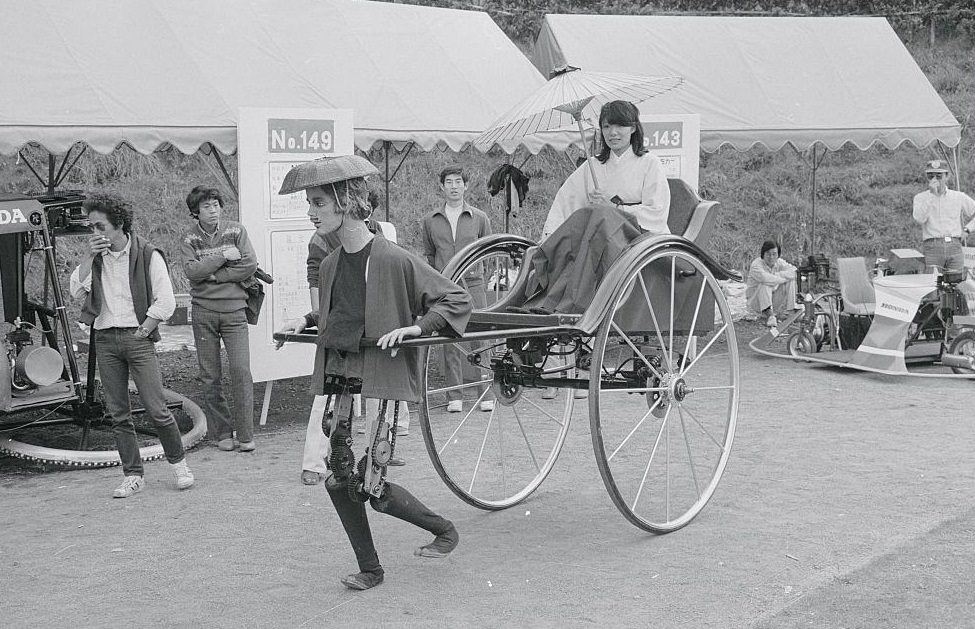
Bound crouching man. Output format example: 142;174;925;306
276;155;471;590
70;195;194;498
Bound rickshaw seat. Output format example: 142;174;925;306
837;257;876;316
666;178;720;247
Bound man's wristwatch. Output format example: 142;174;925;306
135;326;150;338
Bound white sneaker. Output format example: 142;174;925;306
541;387;557;400
479;400;495;412
447;400;463;413
766;314;778;329
394;424;410;437
112;475;144;499
171;460;195;490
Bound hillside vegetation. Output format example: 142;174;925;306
1;5;972;292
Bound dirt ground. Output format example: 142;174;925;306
2;320;974;628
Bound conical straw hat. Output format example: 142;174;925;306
278;155;379;195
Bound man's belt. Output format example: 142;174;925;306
923;236;962;243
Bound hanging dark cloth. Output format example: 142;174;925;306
487;164;530;204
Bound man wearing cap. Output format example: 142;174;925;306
276;155;471;590
912;160;975;273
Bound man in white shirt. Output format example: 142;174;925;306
912;160;975;273
69;195;194;498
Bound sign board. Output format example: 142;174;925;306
238;107;354;382
639;113;701;192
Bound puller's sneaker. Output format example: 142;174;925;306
113;475;145;499
447;400;463;413
171;460;195;490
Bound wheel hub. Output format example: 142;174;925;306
491;378;523;406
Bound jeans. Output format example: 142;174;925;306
444;278;488;402
95;328;185;477
191;306;254;443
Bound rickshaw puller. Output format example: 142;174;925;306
277;155;472;591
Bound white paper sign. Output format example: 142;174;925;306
640;114;701;192
238;107;354;382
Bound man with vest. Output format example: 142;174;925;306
70;195;194;498
912;160;975;273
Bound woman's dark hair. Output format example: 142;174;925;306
760;239;780;258
185;186;224;218
83;194;133;235
595;100;647;164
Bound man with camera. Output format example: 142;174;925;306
70;194;194;498
181;186;259;453
912;160;975;273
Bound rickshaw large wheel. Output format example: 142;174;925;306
0;387;206;466
947;331;975;374
420;236;575;510
589;248;739;533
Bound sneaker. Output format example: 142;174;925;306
479;400;495;412
217;438;237;451
447;400;463;413
340;569;384;590
171;460;195;490
112;475;144;499
388;456;406;467
238;441;256;452
301;470;324;485
766;314;778;329
394;425;409;437
541;387;557;400
415;524;459;558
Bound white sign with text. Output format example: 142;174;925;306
238;107;354;382
640;114;701;192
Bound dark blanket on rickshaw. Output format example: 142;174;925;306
500;206;714;335
520;206;644;314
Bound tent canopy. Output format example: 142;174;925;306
531;15;960;153
0;0;545;156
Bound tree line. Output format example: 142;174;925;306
398;0;975;45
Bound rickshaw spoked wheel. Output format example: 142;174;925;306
589;247;739;533
420;235;574;510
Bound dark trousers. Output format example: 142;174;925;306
190;305;254;442
325;478;452;574
96;328;185;476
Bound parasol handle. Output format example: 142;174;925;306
574;114;601;190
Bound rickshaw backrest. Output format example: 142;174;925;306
837;257;876;316
666;178;719;247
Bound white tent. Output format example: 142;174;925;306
530;14;960;155
0;0;544;156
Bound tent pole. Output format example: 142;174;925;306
384;141;391;222
47;152;56;194
810;145;817;256
54;144;87;188
207;142;238;202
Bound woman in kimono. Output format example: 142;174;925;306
542;99;670;238
277;155;472;591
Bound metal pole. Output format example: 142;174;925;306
810;146;817;256
384;141;390;222
47;152;55;193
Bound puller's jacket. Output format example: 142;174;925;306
307;235;472;403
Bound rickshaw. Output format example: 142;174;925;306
276;192;741;533
0;193;207;465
